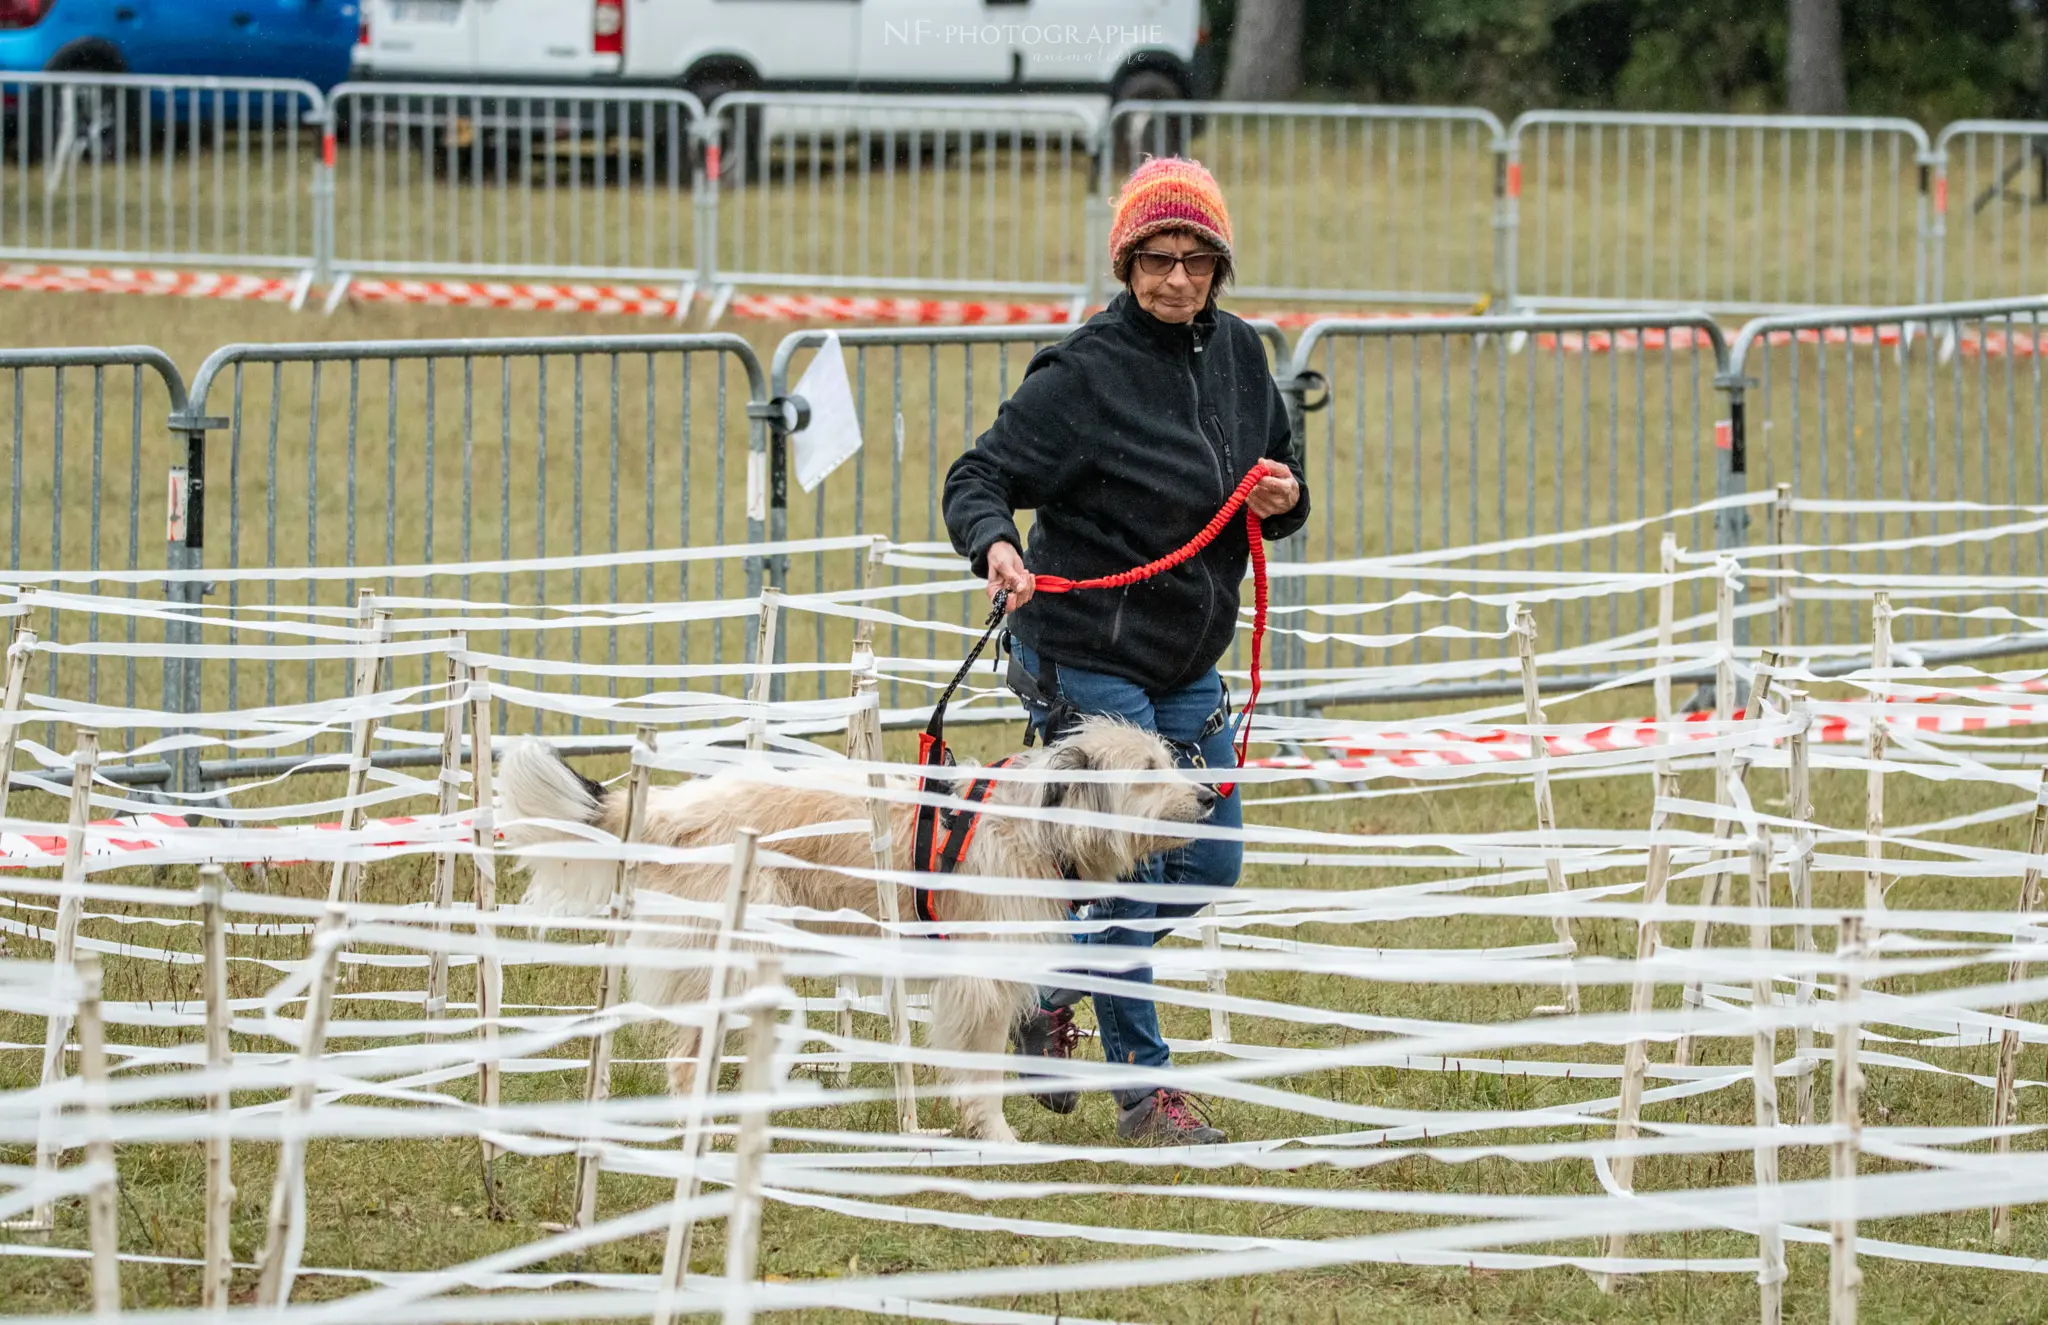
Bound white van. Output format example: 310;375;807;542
352;0;1208;105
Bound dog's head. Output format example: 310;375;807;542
995;715;1219;881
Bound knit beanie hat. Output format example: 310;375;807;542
1108;157;1234;283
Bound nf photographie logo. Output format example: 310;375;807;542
884;21;1165;56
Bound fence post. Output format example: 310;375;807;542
1746;836;1786;1324
74;952;120;1320
742;396;791;646
572;723;657;1231
21;728;100;1235
1711;368;1753;672
464;643;505;1211
1274;361;1325;718
1492;129;1520;311
0;624;35;818
254;904;346;1309
1914;147;1939;305
1831;914;1866;1325
162;405;225;798
652;825;757;1323
1788;692;1820;1131
1865;594;1892;924
426;641;467;1018
311;97;336;294
1514;607;1580;1017
691;108;721;317
198;866;235;1310
718;953;787;1325
747;589;781;740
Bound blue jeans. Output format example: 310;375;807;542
1009;639;1243;1109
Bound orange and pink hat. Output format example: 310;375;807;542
1108;157;1234;282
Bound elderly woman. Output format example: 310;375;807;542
942;158;1309;1145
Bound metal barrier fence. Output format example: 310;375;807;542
704;93;1099;311
325;83;706;301
177;333;766;783
1097;101;1507;309
1283;312;1733;703
2;71;327;288
1930;122;2048;304
1;345;189;785
9;301;2048;798
14;74;2048;316
1728;295;2048;654
1504;111;1934;314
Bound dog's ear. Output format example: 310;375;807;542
1041;739;1094;807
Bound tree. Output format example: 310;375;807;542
1786;0;1847;113
1220;0;1306;101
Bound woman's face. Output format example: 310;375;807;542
1127;229;1218;325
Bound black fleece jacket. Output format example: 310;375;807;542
942;293;1310;693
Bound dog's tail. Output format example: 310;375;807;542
496;738;608;847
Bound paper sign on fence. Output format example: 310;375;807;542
791;333;862;493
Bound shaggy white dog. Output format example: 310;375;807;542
495;717;1214;1142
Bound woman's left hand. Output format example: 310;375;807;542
1247;458;1300;519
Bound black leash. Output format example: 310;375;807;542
912;590;1009;922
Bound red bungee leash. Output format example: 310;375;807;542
1030;466;1270;796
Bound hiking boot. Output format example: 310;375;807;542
1011;1003;1082;1114
1116;1088;1226;1145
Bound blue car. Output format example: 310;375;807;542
4;0;359;159
1;0;358;89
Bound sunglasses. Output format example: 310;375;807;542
1133;249;1222;279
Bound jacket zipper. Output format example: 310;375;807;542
1176;328;1226;689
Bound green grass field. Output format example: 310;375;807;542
4;286;2048;1321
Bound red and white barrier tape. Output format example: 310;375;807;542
0;812;467;868
1249;681;2048;776
8;264;2047;353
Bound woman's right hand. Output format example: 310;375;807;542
985;541;1034;611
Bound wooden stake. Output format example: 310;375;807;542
465;646;503;1189
327;596;392;911
22;728;100;1234
1675;645;1781;1072
1746;838;1786;1325
1676;567;1768;1067
1599;538;1682;1286
1989;768;2048;1243
254;905;346;1309
831;558;885;1091
0;624;36;819
1514;607;1579;1017
746;589;781;754
1787;693;1820;1130
75;953;120;1319
1831;915;1865;1325
653;827;757;1323
1772;482;1794;655
849;662;920;1132
718;953;787;1325
425;642;467;1019
199;867;235;1310
1202;914;1232;1044
572;724;656;1231
1865;594;1892;917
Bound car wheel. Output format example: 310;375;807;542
22;67;136;169
1109;69;1192;179
685;70;763;186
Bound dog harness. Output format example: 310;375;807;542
912;591;1012;933
912;468;1273;932
911;755;1017;928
